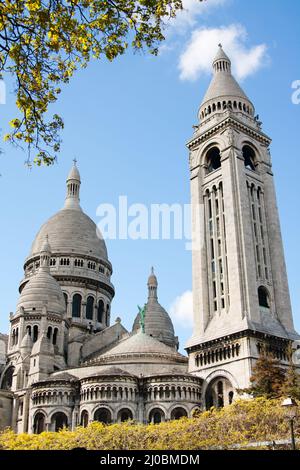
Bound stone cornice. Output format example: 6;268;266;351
24;252;113;271
84;352;188;366
19;274;115;298
187;116;271;153
185;329;290;353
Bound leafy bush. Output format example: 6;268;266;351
0;398;299;450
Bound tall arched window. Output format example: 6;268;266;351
206;147;221;174
106;305;110;326
33;412;46;434
258;286;270;308
0;366;14;390
53;328;58;345
80;410;89;427
97;300;104;323
33;325;38;342
47;326;53;340
243;145;256;171
217;381;224;408
72;294;82;318
86;296;94;320
63;293;68;309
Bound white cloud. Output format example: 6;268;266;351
169;0;229;33
169;290;193;328
178;24;268;81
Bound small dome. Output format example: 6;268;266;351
102;331;182;358
17;268;65;315
148;267;158;287
67;163;81;182
213;44;231;65
29;209;108;260
200;45;254;112
133;269;177;349
43;372;78;382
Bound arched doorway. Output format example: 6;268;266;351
51;412;68;431
117;408;133;422
148;408;165;424
80;410;89;427
205;377;234;410
94;407;112;424
0;366;14;390
33;412;46;434
171;407;188;420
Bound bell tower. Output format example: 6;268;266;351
186;45;299;406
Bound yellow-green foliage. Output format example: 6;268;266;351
0;398;299;450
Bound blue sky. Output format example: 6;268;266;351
0;0;299;352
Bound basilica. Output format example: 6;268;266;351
0;45;299;433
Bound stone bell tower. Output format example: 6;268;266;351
186;45;299;408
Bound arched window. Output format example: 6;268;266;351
47;326;53;340
80;410;89;427
33;412;46;434
149;408;165;424
243;145;256;171
106;304;110;326
72;294;82;318
97;300;104;323
217;381;224;407
51;412;68;431
117;408;133;422
53;328;58;345
33;325;38;343
206;147;221;174
26;325;32;336
63;293;68;308
171;407;188;420
94;408;112;424
86;296;94;320
258;286;270;308
0;366;14;390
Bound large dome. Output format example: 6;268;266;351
30;208;108;260
102;331;183;359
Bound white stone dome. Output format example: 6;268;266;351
102;331;183;359
199;45;254;118
17;268;65;315
29;208;108;260
132;269;177;349
133;299;176;345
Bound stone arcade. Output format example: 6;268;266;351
0;46;299;432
